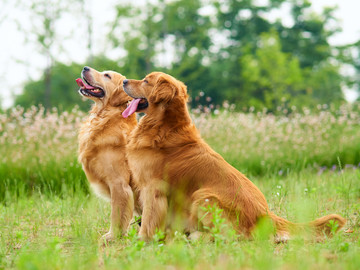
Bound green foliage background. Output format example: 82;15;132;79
12;0;358;112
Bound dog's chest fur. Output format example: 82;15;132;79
80;115;121;157
126;138;165;187
78;110;135;177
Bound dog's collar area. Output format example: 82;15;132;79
137;98;149;111
115;100;132;109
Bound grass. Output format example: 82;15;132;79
1;169;359;269
197;107;360;176
2;105;360;198
1;105;360;269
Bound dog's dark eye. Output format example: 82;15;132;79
143;79;148;83
104;73;111;79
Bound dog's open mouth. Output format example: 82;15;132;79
76;78;105;98
122;98;149;118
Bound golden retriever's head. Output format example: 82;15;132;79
122;72;188;118
76;66;131;109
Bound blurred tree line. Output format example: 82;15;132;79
14;0;360;112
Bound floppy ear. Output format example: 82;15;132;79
149;75;177;105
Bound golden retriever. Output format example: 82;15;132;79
122;72;346;241
76;66;137;241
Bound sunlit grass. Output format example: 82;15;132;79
1;105;360;269
195;105;360;176
1;170;359;269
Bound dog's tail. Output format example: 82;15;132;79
269;212;346;237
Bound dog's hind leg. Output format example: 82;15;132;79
186;189;224;236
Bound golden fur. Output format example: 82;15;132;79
77;67;137;240
123;72;346;241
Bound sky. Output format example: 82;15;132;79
1;0;359;108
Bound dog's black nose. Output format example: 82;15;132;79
123;79;128;86
83;66;90;72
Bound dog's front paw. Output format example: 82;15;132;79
188;231;204;241
138;232;152;242
274;232;290;244
101;231;115;243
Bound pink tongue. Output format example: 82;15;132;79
75;78;96;90
122;99;142;118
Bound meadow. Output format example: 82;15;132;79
1;105;360;269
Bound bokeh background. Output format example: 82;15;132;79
1;0;360;112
